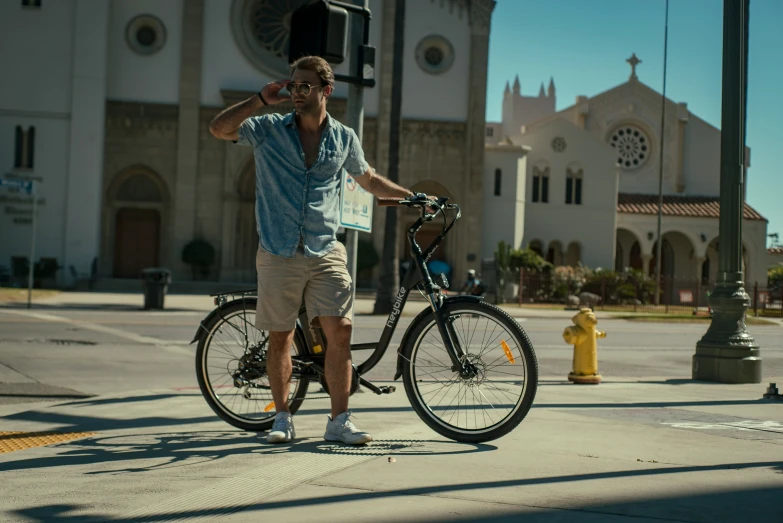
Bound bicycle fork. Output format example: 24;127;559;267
428;296;479;380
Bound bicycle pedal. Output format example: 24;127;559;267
379;386;396;394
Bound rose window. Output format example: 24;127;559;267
232;0;309;76
610;125;650;170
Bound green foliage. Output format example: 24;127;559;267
509;248;551;272
182;239;215;268
581;268;657;304
769;266;783;287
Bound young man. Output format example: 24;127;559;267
208;56;420;445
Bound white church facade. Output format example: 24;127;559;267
483;54;769;288
1;0;495;288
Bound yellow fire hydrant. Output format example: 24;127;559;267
563;308;606;384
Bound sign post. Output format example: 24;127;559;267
0;178;36;309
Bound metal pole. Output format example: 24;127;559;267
654;0;670;306
27;182;37;309
344;0;368;334
693;0;760;383
373;0;406;315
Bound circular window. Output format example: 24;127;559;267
126;15;167;55
551;137;567;153
610;125;651;169
415;35;455;75
232;0;309;76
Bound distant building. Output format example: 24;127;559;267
483;53;769;288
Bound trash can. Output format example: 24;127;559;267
140;268;171;310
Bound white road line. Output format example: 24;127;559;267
0;309;194;357
125;426;418;522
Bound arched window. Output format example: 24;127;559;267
529;240;543;257
565;167;583;205
494;168;502;196
532;165;549;203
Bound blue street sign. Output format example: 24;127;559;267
0;178;34;194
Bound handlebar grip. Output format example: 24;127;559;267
376;198;403;206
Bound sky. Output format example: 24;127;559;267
485;0;783;248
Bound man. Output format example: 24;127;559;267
461;269;485;296
208;56;420;445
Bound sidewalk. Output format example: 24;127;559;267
1;375;781;522
0;290;604;320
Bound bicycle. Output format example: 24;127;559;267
191;194;538;443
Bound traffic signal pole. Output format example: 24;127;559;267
344;0;369;309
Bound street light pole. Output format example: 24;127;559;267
693;0;760;383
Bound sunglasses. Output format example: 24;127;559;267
287;82;326;96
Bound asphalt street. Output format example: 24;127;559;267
1;303;781;403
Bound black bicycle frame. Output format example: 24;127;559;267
195;198;471;388
299;198;469;378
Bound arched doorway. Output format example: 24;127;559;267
528;240;543;257
649;239;674;278
629;242;643;271
235;166;259;282
109;169;168;278
616;228;642;272
546;241;563;266
565;242;581;267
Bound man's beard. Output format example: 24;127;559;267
294;97;320;115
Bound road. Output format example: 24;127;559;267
1;303;781;403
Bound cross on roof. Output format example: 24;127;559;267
627;53;641;80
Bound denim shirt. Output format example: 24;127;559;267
235;111;369;258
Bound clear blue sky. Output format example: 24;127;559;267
486;0;783;248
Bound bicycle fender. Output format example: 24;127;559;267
189;297;256;344
393;295;484;380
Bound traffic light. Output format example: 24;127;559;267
289;0;349;65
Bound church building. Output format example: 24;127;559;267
0;0;495;288
483;54;769;290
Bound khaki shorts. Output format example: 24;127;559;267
255;242;354;331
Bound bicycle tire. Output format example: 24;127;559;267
400;299;538;443
195;298;309;432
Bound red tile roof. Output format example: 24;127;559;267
770;247;783;255
617;193;766;221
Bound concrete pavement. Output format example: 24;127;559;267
1;291;782;521
1;376;781;522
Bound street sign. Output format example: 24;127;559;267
0;178;34;194
339;170;373;232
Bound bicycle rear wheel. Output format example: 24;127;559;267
400;299;538;443
195;298;309;432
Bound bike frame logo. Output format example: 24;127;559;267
386;286;406;328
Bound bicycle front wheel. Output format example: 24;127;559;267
400;300;538;443
195;298;309;432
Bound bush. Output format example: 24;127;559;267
582;268;657;305
769;266;783;288
182;239;216;280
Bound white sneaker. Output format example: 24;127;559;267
324;412;373;445
267;412;295;444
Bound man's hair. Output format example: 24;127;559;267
290;55;335;90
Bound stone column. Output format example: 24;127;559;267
694;0;760;383
172;0;204;279
63;0;110;284
462;0;496;276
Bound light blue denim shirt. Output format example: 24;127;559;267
235;111;369;258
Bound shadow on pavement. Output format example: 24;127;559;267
9;465;782;522
0;429;494;475
0;302;200;312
